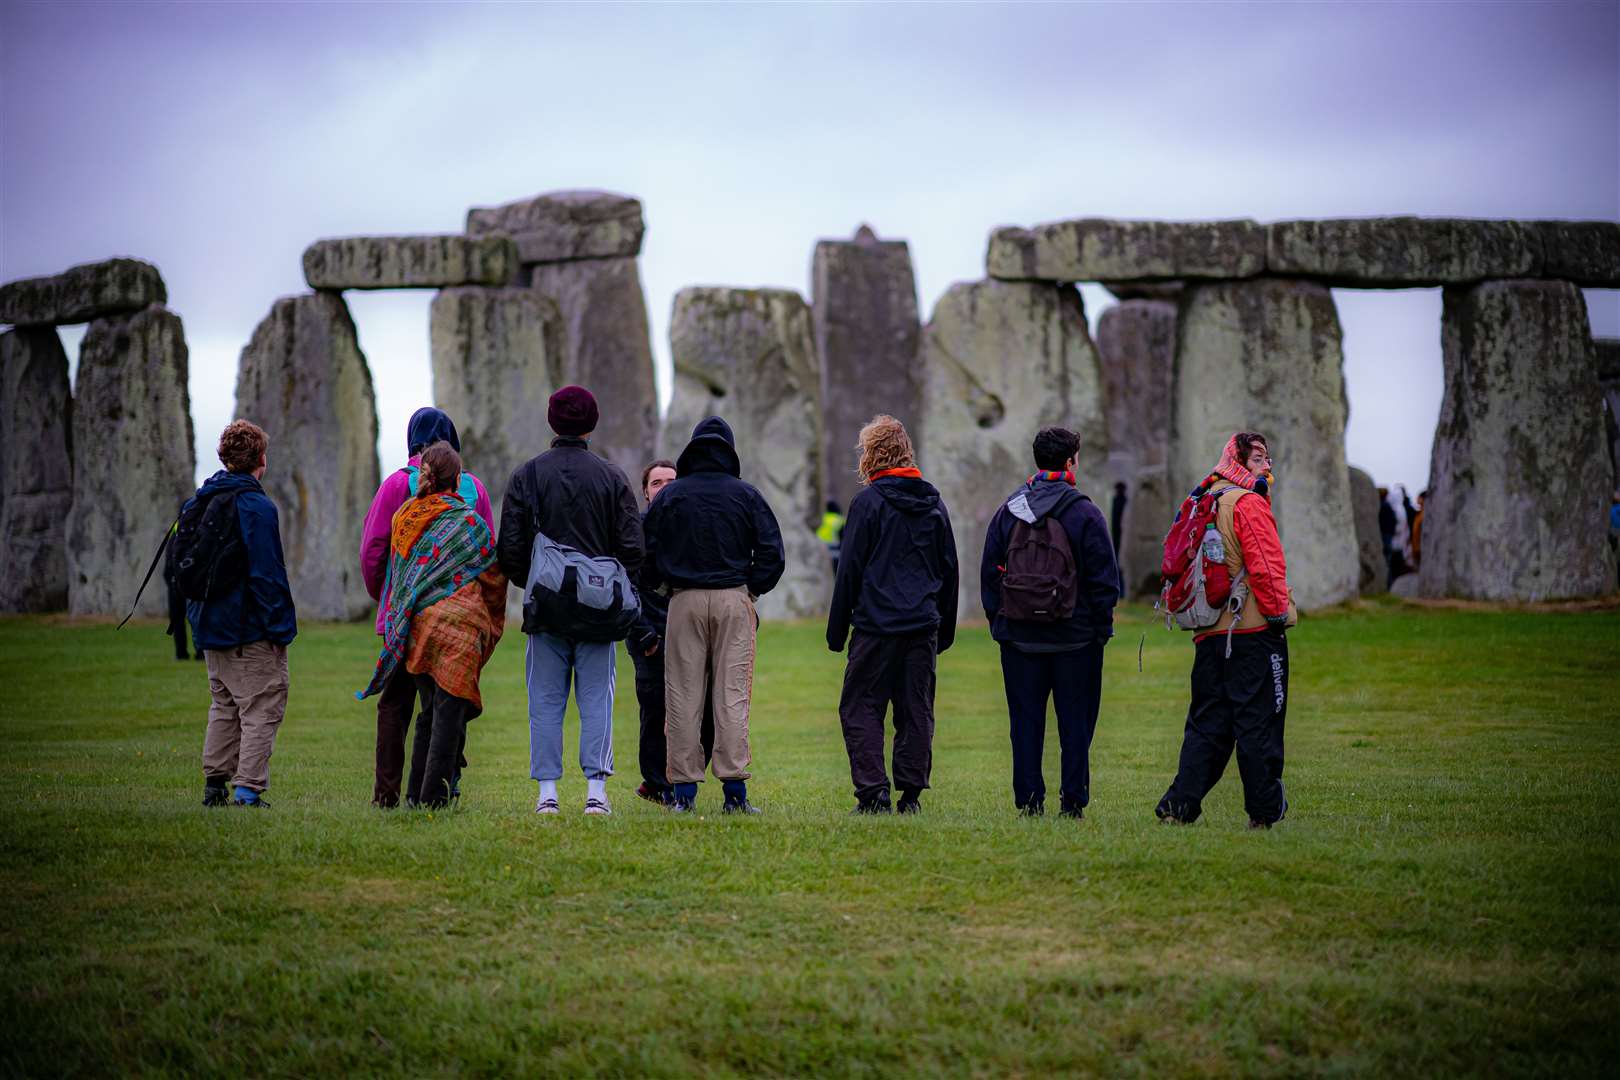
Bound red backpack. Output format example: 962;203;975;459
1159;484;1244;632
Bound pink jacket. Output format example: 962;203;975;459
360;455;496;634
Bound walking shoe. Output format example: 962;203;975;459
584;797;612;816
232;786;268;808
635;782;666;805
1018;802;1045;818
1058;799;1084;820
722;799;762;816
895;797;921;815
1247;818;1272;830
852;791;893;815
667;799;696;814
202;784;229;808
535;797;560;815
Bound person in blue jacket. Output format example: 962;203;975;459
980;426;1120;818
186;420;298;808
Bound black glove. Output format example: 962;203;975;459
633;626;660;655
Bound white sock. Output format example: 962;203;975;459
587;778;607;802
538;780;558;803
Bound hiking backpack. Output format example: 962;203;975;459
999;492;1080;622
1159;484;1246;634
168;488;250;603
521;531;641;642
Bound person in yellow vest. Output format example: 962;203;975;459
817;500;846;572
1156;431;1297;829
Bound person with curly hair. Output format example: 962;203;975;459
826;415;958;814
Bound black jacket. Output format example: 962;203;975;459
643;417;786;597
627;508;670;651
827;475;958;653
497;436;643;589
184;470;298;651
980;477;1120;650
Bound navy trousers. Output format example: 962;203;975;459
999;642;1105;810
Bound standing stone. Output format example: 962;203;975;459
1596;337;1620;485
429;286;566;519
1347;466;1386;596
235;293;380;621
1421;281;1615;600
811;225;921;508
0;258;166;326
1170;279;1358;611
0;328;72;611
528;258;658;480
301;235;517;291
662;287;830;620
67;305;195;616
1096;300;1176;596
988;219;1265;283
1266;218;1539;287
467;190;645;264
918;280;1107;620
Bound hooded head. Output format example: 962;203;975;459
675;416;740;478
407;407;460;457
1211;432;1271;495
548;385;599;438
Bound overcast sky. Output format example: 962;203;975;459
3;0;1616;493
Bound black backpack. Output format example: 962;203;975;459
168;488;249;602
999;499;1080;622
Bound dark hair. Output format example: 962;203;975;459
1233;431;1269;464
416;441;462;497
1031;427;1081;471
640;458;676;494
1114;481;1127;494
218;420;269;474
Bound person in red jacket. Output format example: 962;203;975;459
1156;431;1297;828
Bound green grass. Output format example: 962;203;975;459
2;600;1618;1077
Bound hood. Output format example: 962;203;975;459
676;416;741;477
1210;433;1269;496
406;407;461;456
873;475;940;516
1006;477;1082;524
198;469;264;499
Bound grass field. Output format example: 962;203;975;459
2;600;1618;1076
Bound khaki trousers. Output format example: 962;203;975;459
202;641;289;793
664;586;755;784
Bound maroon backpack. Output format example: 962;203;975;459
999;502;1079;622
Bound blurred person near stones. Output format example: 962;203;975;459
498;386;643;817
626;458;714;806
357;442;505;809
826;416;957;814
188;420;297;809
1156;432;1296;829
643;417;785;815
1110;481;1128;560
817;499;847;572
980;426;1121;819
359;407;494;808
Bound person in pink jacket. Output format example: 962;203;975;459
360;407;495;807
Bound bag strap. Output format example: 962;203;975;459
117;513;181;630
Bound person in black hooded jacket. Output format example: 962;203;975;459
826;415;957;814
643;416;785;814
981;426;1120;818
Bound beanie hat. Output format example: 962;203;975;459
548;385;599;438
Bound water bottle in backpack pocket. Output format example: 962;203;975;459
521;531;641;642
1159;486;1242;631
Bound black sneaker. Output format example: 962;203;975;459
722;799;762;816
1058;798;1084;819
1019;802;1045;818
667;799;696;814
852;792;893;815
202;785;229;808
895;797;921;815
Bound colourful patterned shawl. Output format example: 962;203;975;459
356;493;499;703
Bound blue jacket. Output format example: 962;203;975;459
980;477;1120;650
185;471;298;651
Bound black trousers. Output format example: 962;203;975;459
1157;630;1289;824
373;663;419;807
999;642;1105;810
408;674;472;809
838;629;938;802
166;579;190;659
630;647;712;792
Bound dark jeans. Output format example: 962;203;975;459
373;662;419;808
1000;641;1105;810
166;578;191;659
1157;630;1289;824
838;629;937;802
408;674;472;809
630;646;712;793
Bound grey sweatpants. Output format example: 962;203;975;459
526;632;616;781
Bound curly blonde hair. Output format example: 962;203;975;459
856;415;915;484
